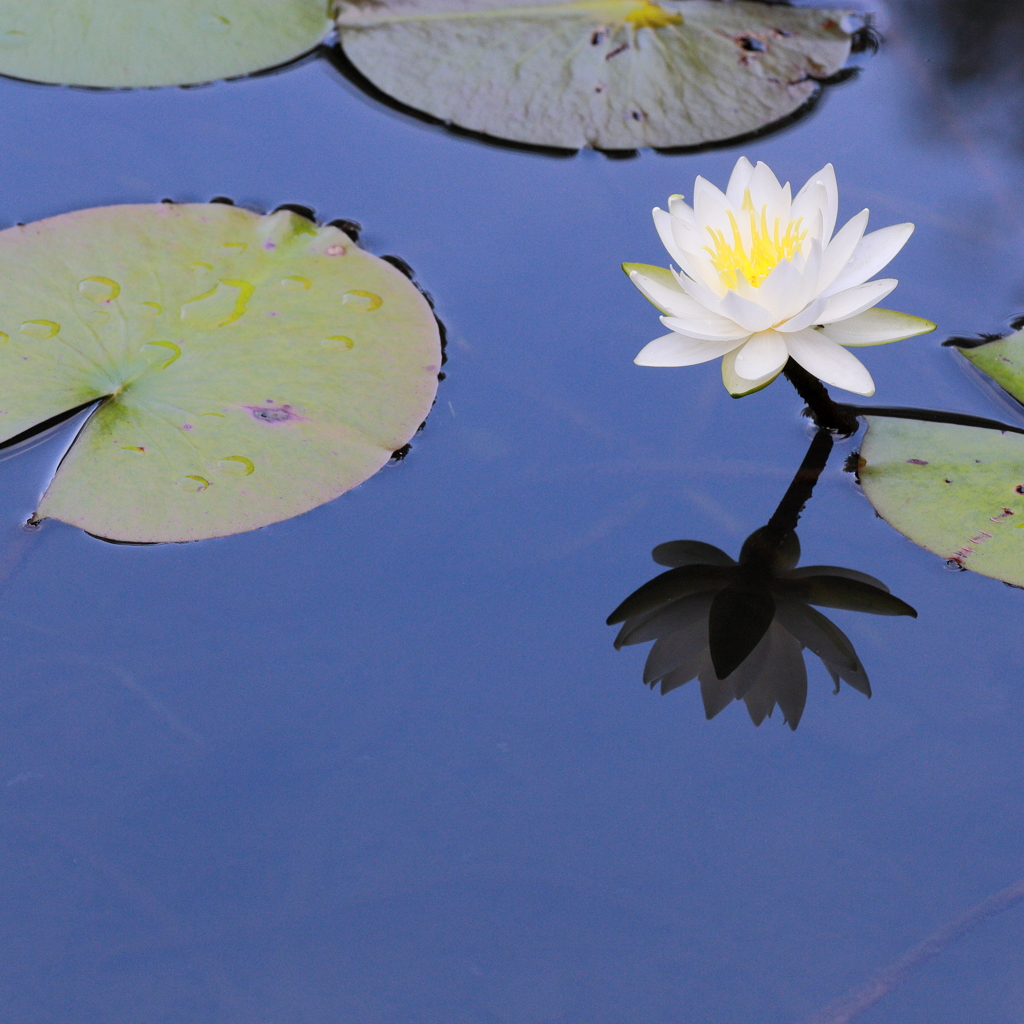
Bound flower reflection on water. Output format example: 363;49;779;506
608;430;917;729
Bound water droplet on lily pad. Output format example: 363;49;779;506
0;202;440;542
141;341;181;369
335;0;861;150
342;290;382;312
0;0;332;88
180;279;254;328
19;320;59;338
176;475;211;492
78;276;120;302
218;455;255;476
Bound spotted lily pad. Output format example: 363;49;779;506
0;203;440;542
335;0;861;150
859;417;1024;585
0;0;331;88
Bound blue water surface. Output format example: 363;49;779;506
0;4;1022;1022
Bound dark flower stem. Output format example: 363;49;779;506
764;427;833;543
782;359;860;435
836;402;1024;435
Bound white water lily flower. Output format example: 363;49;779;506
625;157;936;396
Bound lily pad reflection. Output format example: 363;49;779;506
609;430;916;729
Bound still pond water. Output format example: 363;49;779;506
0;2;1022;1022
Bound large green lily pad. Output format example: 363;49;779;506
0;1;331;88
335;0;859;150
859;417;1024;585
956;329;1024;406
0;203;440;543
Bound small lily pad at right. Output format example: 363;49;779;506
955;329;1024;406
859;416;1024;586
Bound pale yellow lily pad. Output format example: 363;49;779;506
0;203;441;542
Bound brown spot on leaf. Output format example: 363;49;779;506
247;405;294;423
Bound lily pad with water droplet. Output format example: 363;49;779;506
335;0;861;150
859;417;1024;586
0;203;440;542
0;0;331;88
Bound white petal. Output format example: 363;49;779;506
721;346;782;397
692;175;733;238
652;207;687;267
752;257;806;322
729;272;762;306
661;314;751;342
796;209;823;265
725;156;755;206
819;279;898;324
823;223;914;296
775;295;827;333
784;328;875;395
755;240;821;323
635;332;743;367
671;264;731;311
666;194;695;225
818;209;869;293
790;180;829;247
718;290;774;333
734;330;789;380
665;212;732;293
674;241;728;293
746;161;787;215
672;218;713;252
793;163;838;243
819;308;936;347
628;268;714;318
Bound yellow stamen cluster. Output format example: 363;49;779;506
624;1;682;28
703;191;806;290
